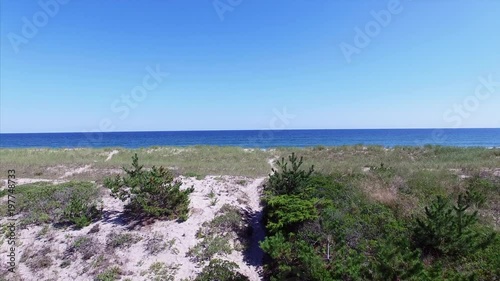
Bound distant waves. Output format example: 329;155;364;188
1;129;499;148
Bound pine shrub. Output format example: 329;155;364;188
413;195;496;257
104;154;194;220
195;259;249;281
266;152;314;196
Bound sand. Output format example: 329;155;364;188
105;150;120;162
0;173;268;280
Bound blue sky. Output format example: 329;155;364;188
1;0;499;133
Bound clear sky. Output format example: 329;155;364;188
1;0;499;133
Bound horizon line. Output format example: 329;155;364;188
1;127;499;135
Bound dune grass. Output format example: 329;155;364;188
0;146;272;179
0;145;497;181
2;145;497;221
1;145;498;179
275;145;500;175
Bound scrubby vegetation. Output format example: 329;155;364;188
260;153;499;281
21;246;53;271
66;236;102;260
95;266;122;281
0;181;102;228
141;262;180;281
144;232;178;255
0;146;498;280
194;259;249;281
188;204;248;263
106;231;141;250
104;154;194;220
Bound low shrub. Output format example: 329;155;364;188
106;231;141;250
195;259;249;281
104;154;194;220
413;195;496;257
265;195;319;234
23;246;53;271
463;175;497;208
198;204;246;238
66;236;101;260
95;266;122;281
63;195;102;228
187;235;232;263
144;232;167;255
188;204;247;263
141;262;179;281
11;181;101;228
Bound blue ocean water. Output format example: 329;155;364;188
0;129;499;149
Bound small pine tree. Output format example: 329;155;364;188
104;154;194;220
413;195;496;257
267;153;314;196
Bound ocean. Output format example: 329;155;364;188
0;129;499;149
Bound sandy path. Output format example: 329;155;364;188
241;177;266;280
105;150;119;161
237;157;277;280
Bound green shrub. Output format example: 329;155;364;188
413;195;496;257
265;195;319;234
198;204;246;238
95;266;121;281
188;204;246;263
260;233;332;281
463;175;496;208
141;262;179;281
368;238;424;281
266;153;314;196
104;154;194;220
187;235;232;263
195;259;249;281
63;195;102;228
11;181;101;228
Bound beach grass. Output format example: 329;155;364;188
0;146;273;179
275;145;500;175
1;145;498;180
2;145;498;219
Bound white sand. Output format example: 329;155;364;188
1;175;267;281
105;150;120;162
60;165;92;179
